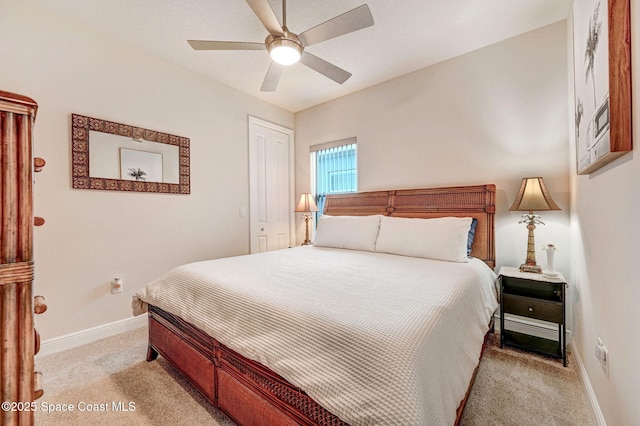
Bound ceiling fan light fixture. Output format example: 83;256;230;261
188;2;375;90
267;37;302;66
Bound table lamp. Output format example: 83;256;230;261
509;177;560;273
295;193;319;245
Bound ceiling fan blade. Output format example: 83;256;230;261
261;62;284;91
245;0;283;35
298;4;374;47
187;40;265;51
300;52;351;84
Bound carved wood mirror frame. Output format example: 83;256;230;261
71;114;190;194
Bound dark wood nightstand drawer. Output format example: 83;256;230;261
502;294;563;323
501;276;563;301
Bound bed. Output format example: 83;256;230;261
132;184;497;425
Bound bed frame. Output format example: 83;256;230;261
146;184;496;425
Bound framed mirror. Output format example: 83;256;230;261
71;114;190;193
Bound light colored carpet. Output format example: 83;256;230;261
34;327;595;425
460;334;596;426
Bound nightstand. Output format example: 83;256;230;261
498;266;567;366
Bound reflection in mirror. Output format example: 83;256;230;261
89;132;179;183
71;114;190;193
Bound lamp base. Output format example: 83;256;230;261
300;215;313;246
519;263;542;274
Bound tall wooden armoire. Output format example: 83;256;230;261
0;91;47;425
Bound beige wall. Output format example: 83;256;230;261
295;22;571;275
569;2;640;424
0;2;293;340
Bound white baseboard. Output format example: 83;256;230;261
573;346;607;426
493;313;572;342
38;314;148;357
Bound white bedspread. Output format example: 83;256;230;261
132;246;498;425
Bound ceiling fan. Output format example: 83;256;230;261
187;0;374;91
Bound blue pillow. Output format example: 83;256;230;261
467;218;478;257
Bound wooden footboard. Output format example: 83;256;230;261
148;305;347;426
147;305;492;426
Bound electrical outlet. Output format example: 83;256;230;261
111;277;123;294
595;337;603;361
595;337;609;376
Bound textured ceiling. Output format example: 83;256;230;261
26;0;570;112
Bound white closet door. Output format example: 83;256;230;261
249;117;294;253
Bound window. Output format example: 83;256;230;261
310;138;357;218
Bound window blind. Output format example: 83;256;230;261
313;141;357;217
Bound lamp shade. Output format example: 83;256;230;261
294;193;319;213
509;177;560;212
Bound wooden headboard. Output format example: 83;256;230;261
324;184;496;268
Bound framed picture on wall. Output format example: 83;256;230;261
573;0;631;175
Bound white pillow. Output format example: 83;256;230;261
314;215;382;252
375;216;473;263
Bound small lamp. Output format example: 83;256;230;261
295;193;319;245
509;177;561;273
